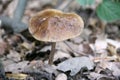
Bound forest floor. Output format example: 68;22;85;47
0;0;120;80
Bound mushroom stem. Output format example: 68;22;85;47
49;42;56;65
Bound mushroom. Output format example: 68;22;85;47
29;9;84;65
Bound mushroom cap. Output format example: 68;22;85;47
29;9;84;42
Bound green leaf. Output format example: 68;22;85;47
96;1;120;22
76;0;95;6
103;0;120;2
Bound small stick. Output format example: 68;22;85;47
48;42;56;65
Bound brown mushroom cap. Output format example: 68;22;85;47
29;9;84;42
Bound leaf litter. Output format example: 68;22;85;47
0;0;120;80
57;57;94;76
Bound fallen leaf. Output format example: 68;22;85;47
25;60;57;74
89;72;115;80
107;43;120;61
89;72;103;80
92;56;117;63
107;43;116;56
7;50;21;62
57;57;94;76
89;18;98;28
5;61;29;73
42;64;57;74
106;62;120;77
94;34;107;53
6;73;28;80
78;42;93;55
21;42;35;50
107;39;120;49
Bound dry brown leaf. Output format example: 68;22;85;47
21;42;35;50
6;73;28;80
107;39;120;49
107;43;116;55
107;43;120;61
80;42;93;55
89;18;98;28
92;56;117;63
